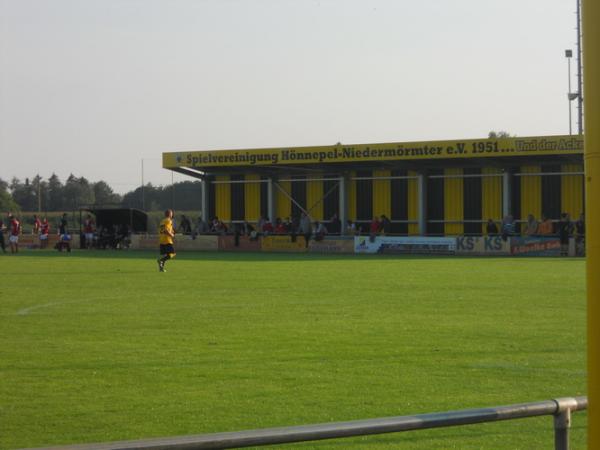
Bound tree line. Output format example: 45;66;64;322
1;174;203;213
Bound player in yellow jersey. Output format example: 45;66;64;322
157;209;176;272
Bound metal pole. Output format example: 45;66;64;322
141;159;145;211
418;173;426;236
568;55;573;135
339;175;347;236
502;171;511;218
577;0;584;134
583;0;600;447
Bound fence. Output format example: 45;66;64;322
25;396;587;450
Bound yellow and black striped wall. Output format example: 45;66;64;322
205;165;583;235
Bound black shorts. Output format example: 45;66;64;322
159;244;175;255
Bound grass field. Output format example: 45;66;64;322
0;251;587;449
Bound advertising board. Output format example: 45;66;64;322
354;236;456;255
455;236;511;255
510;237;561;256
261;236;307;252
308;239;354;254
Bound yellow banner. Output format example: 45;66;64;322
163;135;583;169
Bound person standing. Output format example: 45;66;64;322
157;209;176;272
83;214;95;249
557;213;573;256
9;215;21;253
0;217;6;253
40;217;50;249
300;213;312;248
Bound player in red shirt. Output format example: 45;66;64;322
83;214;95;249
33;215;42;235
40;217;50;249
9;215;21;253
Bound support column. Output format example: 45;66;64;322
339;175;348;235
502;171;511;218
418;173;427;236
201;178;209;220
583;0;600;447
267;178;275;222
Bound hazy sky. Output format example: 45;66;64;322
0;0;580;193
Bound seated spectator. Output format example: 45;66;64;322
178;215;192;234
211;217;228;234
501;214;515;241
537;214;554;235
329;213;341;235
283;217;292;233
274;218;287;234
257;215;267;232
56;232;71;252
262;218;274;235
523;214;539;235
380;214;391;235
346;219;357;236
193;216;208;238
370;217;380;236
314;221;328;241
486;218;498;235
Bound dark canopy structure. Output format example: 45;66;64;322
82;208;148;233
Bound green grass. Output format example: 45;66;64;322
0;252;587;449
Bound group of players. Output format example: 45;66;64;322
0;212;76;254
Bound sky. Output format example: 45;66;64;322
0;0;581;193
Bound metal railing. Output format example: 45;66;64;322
24;396;587;450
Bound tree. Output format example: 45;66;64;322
0;178;19;212
10;177;37;211
62;174;95;209
93;181;121;206
47;173;64;211
488;131;515;139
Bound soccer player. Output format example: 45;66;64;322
40;217;50;249
9;215;21;254
157;209;176;272
83;214;95;249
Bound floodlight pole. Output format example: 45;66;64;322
583;0;600;448
577;0;584;134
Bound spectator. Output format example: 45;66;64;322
33;214;41;235
369;216;380;238
257;215;267;232
523;214;539;235
274;218;287;234
241;221;255;236
300;213;312;247
329;213;341;235
211;217;228;234
346;219;357;236
9;215;21;254
0;217;5;253
486;218;499;235
262;218;274;235
537;214;554;235
501;214;515;241
83;214;95;249
56;214;71;252
380;214;391;235
40;217;50;249
557;213;573;256
283;217;292;233
575;212;585;255
193;216;208;238
178;215;192;234
314;221;328;241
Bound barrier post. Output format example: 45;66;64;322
583;0;600;448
